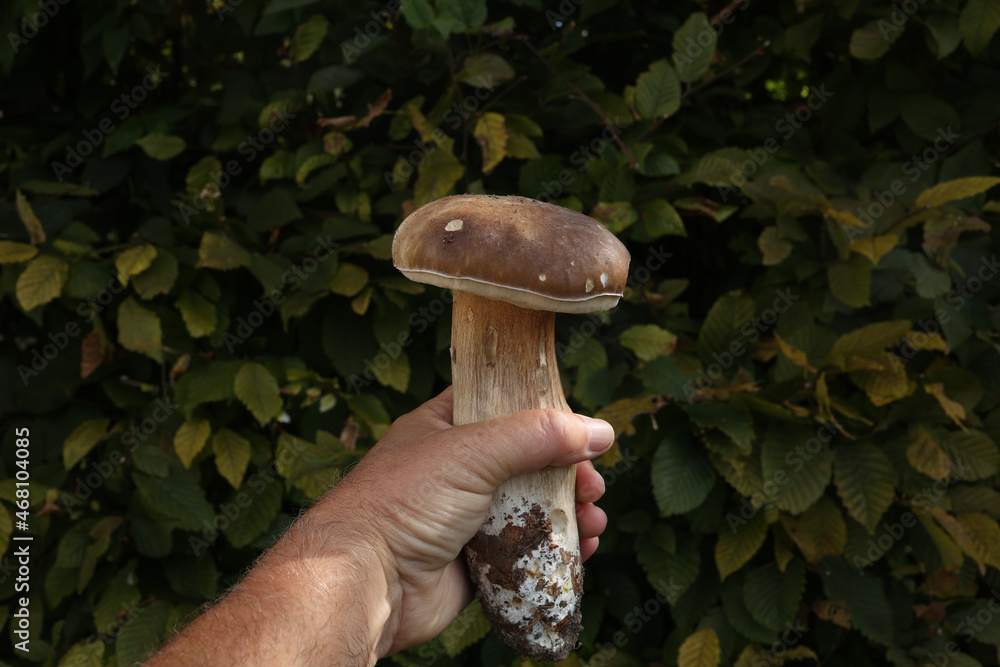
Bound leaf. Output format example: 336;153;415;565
826;320;912;368
820;556;894;645
833;443;898;533
716;510;767;580
438;0;487;29
850;19;904;60
742;559;806;633
641;199;686;237
761;423;833;515
308;65;364;94
401;0;435;29
912;253;951;298
929;510;1000;574
16;189;46;244
924;383;968;430
63;418;110;469
330;263;369;297
224;477;284;548
827;254;871;307
907;425;951;480
940;430;1000;481
652;433;716;516
924;14;962;59
759;226;792;265
174;419;211;468
135;133;186;160
133;250;179;299
248;189;303;231
133;471;216;531
176;290;217;338
915;512;964;572
696;290;755;367
234;363;283;425
620;324;677;362
849;235;897;264
916;176;1000;208
115;244;157;286
114;600;172;666
414;144;464;206
457;53;516;86
592;201;639;234
289;14;328;62
441;600;491;657
635;59;681;119
196;231;252;270
850;358;911;406
0;240;39;264
212;429;252;489
16;255;68;310
473;112;507;175
959;0;1000;54
672;13;716;83
593;395;666;439
775;334;814;372
117;297;163;363
900;94;962;142
780;496;846;563
58;641;105;666
677;627;720;667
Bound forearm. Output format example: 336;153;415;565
147;511;399;666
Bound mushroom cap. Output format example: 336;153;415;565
392;195;631;313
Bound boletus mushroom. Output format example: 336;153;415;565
392;194;630;660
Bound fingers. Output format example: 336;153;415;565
576;502;606;539
580;537;600;562
437;409;615;488
575;460;605;504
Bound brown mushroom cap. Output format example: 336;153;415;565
392;194;631;313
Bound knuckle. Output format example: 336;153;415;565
536;409;578;447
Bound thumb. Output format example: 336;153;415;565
433;409;615;491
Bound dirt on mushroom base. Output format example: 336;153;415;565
464;496;584;661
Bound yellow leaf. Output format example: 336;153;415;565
620;324;677;361
780;497;846;563
114;244;157;286
915;513;964;572
506;133;541;159
906;425;951;480
850;355;912;406
815;372;833;423
116;297;163;363
213;429;251;489
716;510;767;580
903;330;948;352
473;112;508;175
351;286;373;315
849;234;898;264
16;189;46;244
0;240;39;264
414;142;464;207
775;334;814;372
916;176;1000;208
924;383;968;431
174;419;211;468
813;599;852;629
16;255;68;311
929;509;1000;574
677;628;720;667
758;226;792;265
63;418;110;469
196;231;251;270
234;362;283;424
593;395;665;438
331;263;369;297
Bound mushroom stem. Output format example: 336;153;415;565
452;291;582;661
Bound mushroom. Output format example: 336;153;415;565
392;194;630;660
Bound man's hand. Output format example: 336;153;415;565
147;386;613;666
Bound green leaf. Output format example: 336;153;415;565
820;556;894;645
16;189;46;244
827;254;871;307
716;510;767;581
620;324;677;362
174;419;211;468
635;59;681;119
677;627;721;667
196;231;252;270
742;559;806;633
58;641;104;666
826;320;912;368
906;425;951;480
135;133;186;160
672;13;716;83
289;14;328;62
133;250;179;299
401;0;435;29
833;443;898;533
457;53;516;86
117;297;163;363
924;14;962;59
372;351;410;392
102;23;129;73
225;478;284;548
759;226;792;266
63;418;110;469
781;496;847;563
234;363;283;424
174;360;243;407
176;290;218;338
652;433;716;516
940;430;1000;481
114;600;172;666
850;19;904;60
248;189;303;231
133;470;215;531
959;0;1000;54
16;254;68;310
900;94;961;141
330;263;369;297
441;600;491;657
592;201;639;234
115;244;157;286
641;199;686;237
213;429;252;489
761;423;833;514
696;290;755;368
438;0;487;29
635;530;701;604
415;144;464;207
915;176;1000;208
0;240;39;264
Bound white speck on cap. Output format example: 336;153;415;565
539;274;546;281
600;273;608;287
585;278;594;293
445;219;464;231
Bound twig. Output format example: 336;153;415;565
710;0;746;26
478;75;527;114
514;34;638;169
681;40;771;101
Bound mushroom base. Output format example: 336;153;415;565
450;291;582;661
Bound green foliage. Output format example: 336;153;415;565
1;0;1000;665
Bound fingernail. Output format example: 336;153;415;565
581;416;615;453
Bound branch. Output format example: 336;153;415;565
514;34;638;169
710;0;746;26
